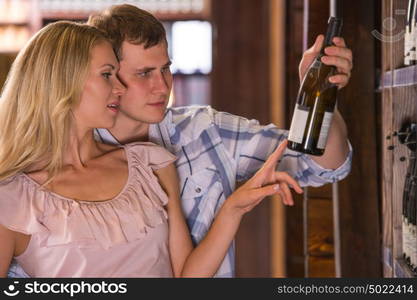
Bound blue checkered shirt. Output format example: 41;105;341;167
8;105;352;278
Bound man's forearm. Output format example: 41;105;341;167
309;109;349;169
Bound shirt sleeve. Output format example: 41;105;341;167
212;109;352;187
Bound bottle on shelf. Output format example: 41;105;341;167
402;151;413;265
407;169;416;269
405;0;415;65
400;123;417;275
287;17;343;156
410;159;417;274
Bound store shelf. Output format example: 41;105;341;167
380;65;417;89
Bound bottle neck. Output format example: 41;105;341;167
320;17;343;56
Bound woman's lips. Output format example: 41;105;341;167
107;103;119;113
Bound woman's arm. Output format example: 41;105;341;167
0;224;15;277
179;140;303;277
156;140;303;277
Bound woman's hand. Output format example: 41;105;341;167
225;140;303;216
174;140;303;277
299;35;353;89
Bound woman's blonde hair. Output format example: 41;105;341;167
0;21;108;182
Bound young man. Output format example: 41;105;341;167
9;4;353;278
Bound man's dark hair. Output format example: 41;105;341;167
87;4;167;59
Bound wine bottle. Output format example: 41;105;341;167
287;17;343;156
402;153;412;264
408;174;417;270
405;0;415;65
410;158;417;271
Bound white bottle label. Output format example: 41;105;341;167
317;111;333;149
288;104;309;144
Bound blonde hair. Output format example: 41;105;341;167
0;21;108;182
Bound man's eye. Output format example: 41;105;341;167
137;71;150;77
162;66;171;73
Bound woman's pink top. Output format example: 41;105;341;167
0;142;177;277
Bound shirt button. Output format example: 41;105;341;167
195;187;201;193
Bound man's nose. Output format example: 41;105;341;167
153;73;170;93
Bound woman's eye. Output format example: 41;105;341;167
102;72;112;79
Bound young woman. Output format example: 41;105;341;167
0;21;302;277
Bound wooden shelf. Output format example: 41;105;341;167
380;65;417;89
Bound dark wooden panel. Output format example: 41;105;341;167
304;0;381;277
308;185;333;199
308;198;335;277
211;0;271;123
211;0;271;277
337;0;381;277
285;0;306;277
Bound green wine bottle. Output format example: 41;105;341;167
287;17;343;156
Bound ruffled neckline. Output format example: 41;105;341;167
18;145;132;205
0;142;175;250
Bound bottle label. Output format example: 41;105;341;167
288;104;309;144
317;111;333;149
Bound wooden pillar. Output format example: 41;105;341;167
211;0;272;277
304;0;381;277
286;0;381;277
284;0;307;277
337;0;381;277
270;0;287;277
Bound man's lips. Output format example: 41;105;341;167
147;101;165;107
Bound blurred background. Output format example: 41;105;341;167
1;0;407;278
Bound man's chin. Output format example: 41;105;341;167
118;108;167;125
139;112;166;124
